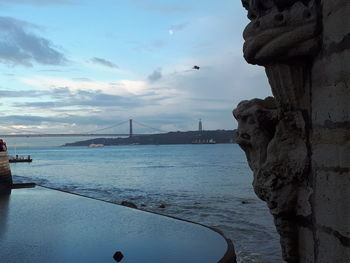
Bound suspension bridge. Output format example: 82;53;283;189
0;119;168;138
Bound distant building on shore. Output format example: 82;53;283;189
198;119;202;132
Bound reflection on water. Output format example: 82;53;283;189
10;144;283;262
0;195;10;238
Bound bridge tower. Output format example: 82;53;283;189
129;119;133;138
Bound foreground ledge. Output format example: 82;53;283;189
0;186;235;263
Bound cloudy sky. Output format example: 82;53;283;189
0;0;271;135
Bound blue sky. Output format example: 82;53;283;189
0;0;271;135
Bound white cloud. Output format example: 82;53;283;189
19;76;149;96
9;45;270;132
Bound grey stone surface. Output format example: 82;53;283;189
236;0;350;262
316;231;350;262
298;227;314;263
314;170;350;238
0;152;12;195
310;1;350;262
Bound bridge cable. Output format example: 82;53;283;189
83;120;129;134
132;120;168;133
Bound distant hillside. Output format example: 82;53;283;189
63;130;237;146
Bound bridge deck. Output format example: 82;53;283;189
0;133;153;137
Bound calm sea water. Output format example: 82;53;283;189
9;142;282;262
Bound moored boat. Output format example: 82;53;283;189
9;155;32;163
191;138;217;144
88;144;104;148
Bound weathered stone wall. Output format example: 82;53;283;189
0;151;12;195
236;0;349;262
308;0;350;261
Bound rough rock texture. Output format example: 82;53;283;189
234;97;309;262
0;152;12;195
235;0;349;262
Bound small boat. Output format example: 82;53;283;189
191;138;216;144
88;144;104;148
9;155;32;163
208;139;216;144
8;143;32;163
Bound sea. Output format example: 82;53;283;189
7;138;282;263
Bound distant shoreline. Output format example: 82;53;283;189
63;129;237;147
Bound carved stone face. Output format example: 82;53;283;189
233;97;277;171
241;0;320;65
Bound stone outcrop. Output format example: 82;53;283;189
0;151;12;195
121;201;138;209
234;97;309;262
235;0;350;262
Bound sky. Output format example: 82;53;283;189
0;0;271;135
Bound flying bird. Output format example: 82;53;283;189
192;65;200;70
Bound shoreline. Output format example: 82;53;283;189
63;130;237;147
